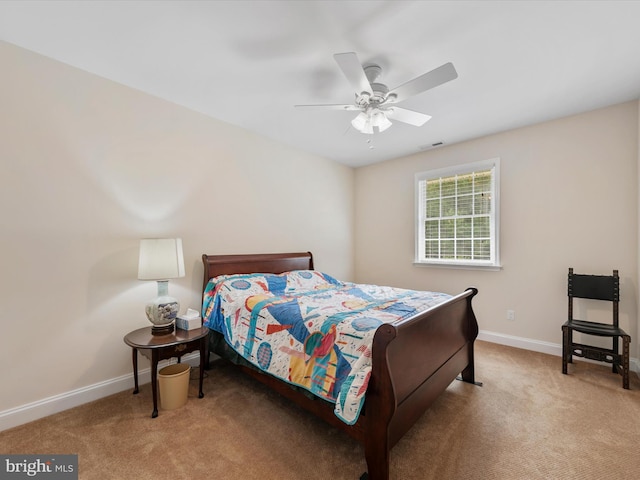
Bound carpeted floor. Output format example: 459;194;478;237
1;341;639;479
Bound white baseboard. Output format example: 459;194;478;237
478;329;640;375
0;353;201;432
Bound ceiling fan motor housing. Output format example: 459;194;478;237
362;64;390;104
363;64;382;82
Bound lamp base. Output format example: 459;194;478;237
145;281;180;336
151;323;175;336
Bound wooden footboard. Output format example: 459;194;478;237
202;253;479;480
362;287;479;480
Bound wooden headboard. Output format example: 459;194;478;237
201;252;314;292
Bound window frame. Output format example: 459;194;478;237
414;158;501;270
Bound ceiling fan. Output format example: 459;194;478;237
295;52;458;134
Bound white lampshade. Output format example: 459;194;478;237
138;238;185;280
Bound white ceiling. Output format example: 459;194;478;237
1;0;640;168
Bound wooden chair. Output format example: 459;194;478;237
562;268;630;389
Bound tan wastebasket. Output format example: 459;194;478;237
158;363;190;410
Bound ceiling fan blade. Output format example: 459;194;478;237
333;52;372;96
387;62;457;103
385;107;432;126
295;104;361;111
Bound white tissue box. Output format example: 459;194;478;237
176;308;202;331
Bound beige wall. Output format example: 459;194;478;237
2;38;638;428
355;101;639;359
0;41;354;413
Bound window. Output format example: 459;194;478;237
415;158;500;268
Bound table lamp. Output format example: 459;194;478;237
138;238;185;335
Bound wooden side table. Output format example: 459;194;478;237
123;325;209;418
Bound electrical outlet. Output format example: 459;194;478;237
507;310;515;321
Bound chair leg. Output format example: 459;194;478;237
622;335;630;390
562;325;569;374
612;337;619;374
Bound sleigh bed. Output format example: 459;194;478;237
201;252;479;480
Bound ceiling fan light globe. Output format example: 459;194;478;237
378;116;392;132
369;109;392;133
360;117;373;134
359;117;373;135
370;109;387;125
351;112;368;131
352;112;375;134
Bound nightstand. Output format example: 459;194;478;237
123;325;209;418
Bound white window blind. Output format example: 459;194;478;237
415;159;500;268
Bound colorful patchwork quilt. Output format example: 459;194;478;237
202;270;451;424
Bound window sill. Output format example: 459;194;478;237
413;261;502;271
